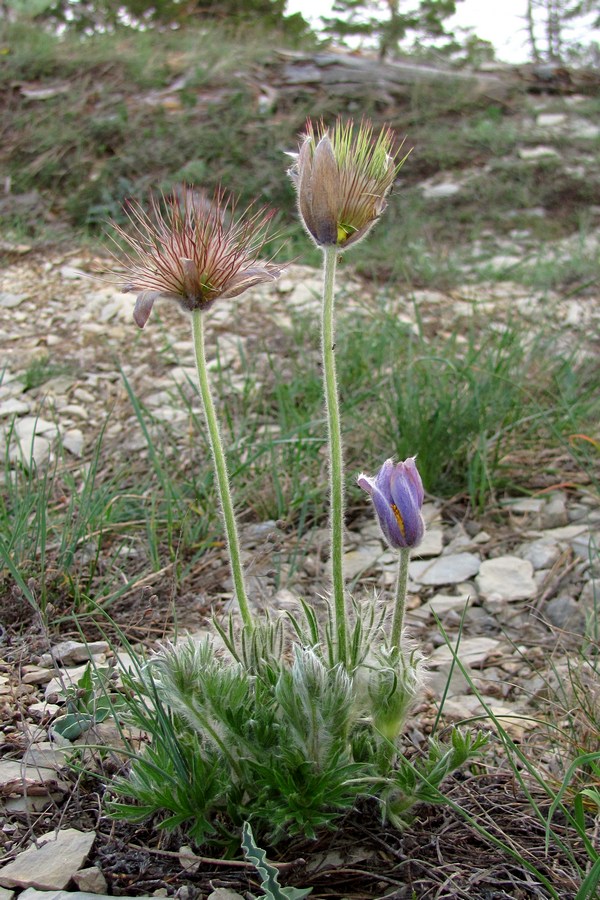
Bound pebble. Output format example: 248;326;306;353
421;181;461;200
517;538;561;571
339;543;384;581
0;399;30;417
410;552;481;586
72;867;108;894
476;556;535;601
40;640;110;666
544;595;587;634
18;891;156;900
411;529;444;558
62;428;85;457
518;145;560;160
0;293;27;309
428;636;501;668
0;829;95;890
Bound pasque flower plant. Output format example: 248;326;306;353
108;122;487;848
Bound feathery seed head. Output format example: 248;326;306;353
109;186;282;328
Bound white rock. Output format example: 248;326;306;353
14;416;59;440
57;404;88;420
208;891;246;900
571;531;598;560
339;542;383;580
411;529;443;559
542;523;590;542
536;113;567;127
0;829;95;890
476;556;535;601
40;640;109;666
62;429;84;457
428;637;501;667
45;663;91;699
0;759;62;792
518;145;560;160
420;591;472;616
410;552;481;586
73;388;95;404
502;497;545;514
8;434;51;469
0;398;30;417
422;181;461;200
0;293;27;309
23;743;69;769
20;891;156;900
570;118;600;139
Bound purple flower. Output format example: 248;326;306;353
358;458;425;550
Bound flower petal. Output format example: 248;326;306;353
310;134;340;245
133;290;161;328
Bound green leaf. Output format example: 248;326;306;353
241;822;312;899
52;711;94;740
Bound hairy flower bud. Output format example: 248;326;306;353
288;118;407;249
358;457;425;550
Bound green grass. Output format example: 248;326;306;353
1;297;597;624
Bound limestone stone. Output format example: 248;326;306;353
22;742;69;769
518;145;560;160
0;759;63;793
421;181;461;200
428;637;501;667
8;434;51;469
410;552;480;586
540;492;568;529
0;398;30;417
544;595;587;634
62;428;84;457
411;528;443;559
20;892;155;900
0;293;27;309
339;543;383;580
502;497;544;515
476;556;535;602
0;829;95;890
40;640;109;666
45;662;91;699
518;538;561;571
419;591;472;616
536;113;567;127
208;891;246;900
72;867;108;894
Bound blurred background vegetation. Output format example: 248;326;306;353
0;0;598;284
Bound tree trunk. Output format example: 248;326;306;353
526;0;542;61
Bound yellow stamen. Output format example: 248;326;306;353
391;502;406;538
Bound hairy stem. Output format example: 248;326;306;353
391;547;411;649
321;245;347;665
192;309;252;629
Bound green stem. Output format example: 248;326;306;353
391;547;411;650
191;309;252;629
321;245;347;665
